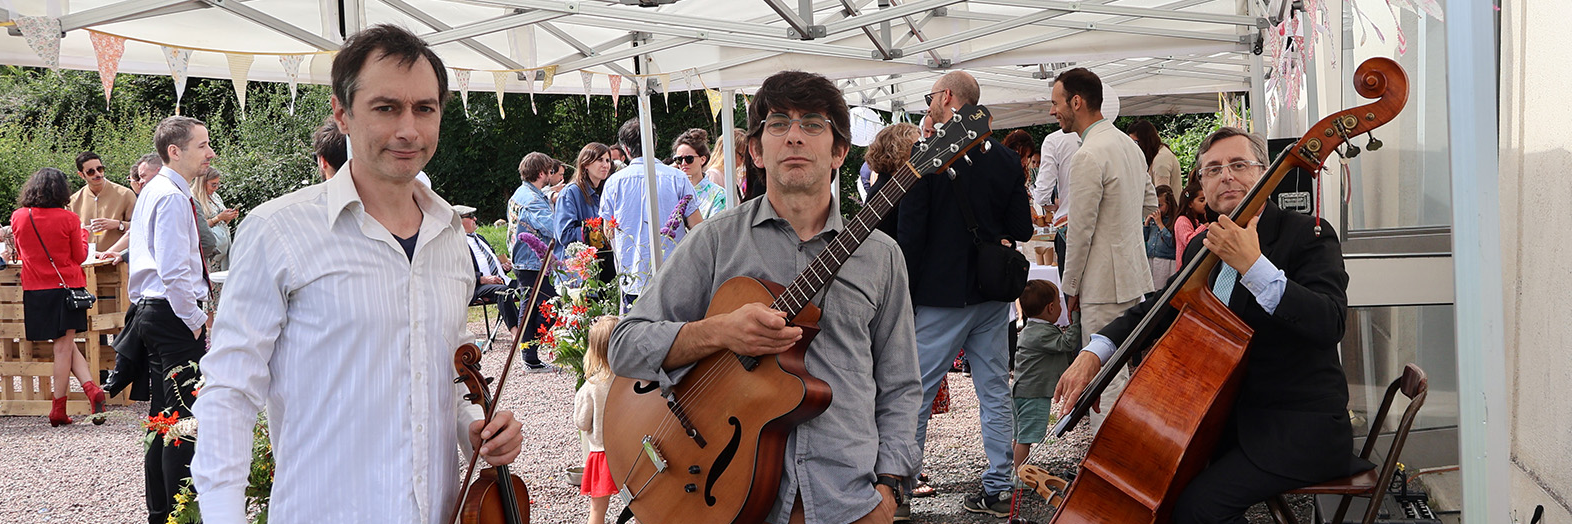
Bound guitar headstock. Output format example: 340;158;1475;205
911;104;994;179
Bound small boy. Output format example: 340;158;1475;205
1012;279;1081;472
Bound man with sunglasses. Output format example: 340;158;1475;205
68;151;138;252
609;70;920;524
899;71;1034;518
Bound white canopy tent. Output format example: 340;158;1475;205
0;0;1273;127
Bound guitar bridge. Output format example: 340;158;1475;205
641;436;668;473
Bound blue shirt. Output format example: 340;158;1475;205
597;156;697;295
508;182;555;271
553;182;601;247
1085;254;1287;362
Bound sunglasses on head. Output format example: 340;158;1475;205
671;155;699;165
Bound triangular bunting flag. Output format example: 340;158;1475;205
661;74;672;107
279;55;304;114
541;65;558;91
88;32;125;106
705;89;723;122
580;71;595;112
523;73;537;115
226;54;254;116
17;16;63;70
492;72;509;119
684;71;694;107
609;74;623;111
162;46;193;114
309;52;333;85
455;69;471;115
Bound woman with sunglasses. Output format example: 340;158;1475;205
670;128;727;219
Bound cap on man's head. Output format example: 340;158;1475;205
454;205;477;216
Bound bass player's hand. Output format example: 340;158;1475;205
1053;351;1104;417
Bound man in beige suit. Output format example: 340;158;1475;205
1052;68;1156;430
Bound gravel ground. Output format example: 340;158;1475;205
0;321;1310;524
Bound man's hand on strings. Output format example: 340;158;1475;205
469;410;523;466
1053;351;1105;417
1203;214;1262;274
715;303;802;357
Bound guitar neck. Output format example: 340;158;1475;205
772;162;923;320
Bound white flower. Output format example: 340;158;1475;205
165;417;199;445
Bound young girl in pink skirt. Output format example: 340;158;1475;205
575;316;621;524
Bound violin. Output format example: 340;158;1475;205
451;247;557;524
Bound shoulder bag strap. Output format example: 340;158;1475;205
26;210;74;289
945;168;990;247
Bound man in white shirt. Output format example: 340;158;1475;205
123;115;214;524
192;25;523;524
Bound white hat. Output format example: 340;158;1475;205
454;205;477;216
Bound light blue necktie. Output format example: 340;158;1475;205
1213;264;1238;306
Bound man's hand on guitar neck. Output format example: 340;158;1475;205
662;303;803;370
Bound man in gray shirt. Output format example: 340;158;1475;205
608;70;921;524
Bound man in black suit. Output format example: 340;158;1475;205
1053;127;1371;523
457;205;521;343
898;71;1034;517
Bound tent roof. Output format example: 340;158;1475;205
1;0;1265;124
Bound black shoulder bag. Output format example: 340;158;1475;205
27;211;97;310
948;170;1029;302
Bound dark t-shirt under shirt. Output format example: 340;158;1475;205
393;233;417;261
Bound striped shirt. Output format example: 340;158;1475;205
192;165;483;524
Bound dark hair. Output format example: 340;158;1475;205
1127;119;1163;168
75;151;102;174
608;144;627;157
1155;184;1178;229
518;152;554;183
617;118;650;158
331;24;450;112
743;70;851;201
1176;176;1215;227
154;115;208;163
132;153;162;181
313;116;348;172
18;167;71;209
1054;67;1103;114
1196;126;1269;166
1001;129;1036;173
672;128;711;160
1019;279;1060;319
574;142;611;206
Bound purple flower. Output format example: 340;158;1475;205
517;231;550;261
661;195;694;239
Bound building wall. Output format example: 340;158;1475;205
1500;0;1572;521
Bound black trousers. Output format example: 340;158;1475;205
1171;439;1312;524
474;281;522;329
135;299;206;524
514;269;557;367
1054;229;1067;278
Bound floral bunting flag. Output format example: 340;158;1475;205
541;65;558;91
17;16;63;70
455;69;471;115
683;71;695;107
609;74;623;111
226;54;254;116
279;55;304;114
162;46;193;114
492;72;508;119
580;71;595;111
88;32;125;105
705;89;723;122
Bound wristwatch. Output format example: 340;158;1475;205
117;221;125;231
875;474;905;506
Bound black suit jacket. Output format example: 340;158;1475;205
897;138;1034;307
1097;203;1371;483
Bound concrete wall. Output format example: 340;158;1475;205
1499;0;1572;521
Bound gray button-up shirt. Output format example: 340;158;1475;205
608;195;922;524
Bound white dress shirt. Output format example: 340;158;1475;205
466;232;510;283
1035;129;1082;226
128;167;209;331
192;165;483;524
1083;254;1287;363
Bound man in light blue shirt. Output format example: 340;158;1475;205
598;118;702;307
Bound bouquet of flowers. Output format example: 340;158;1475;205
538;242;622;388
583;217;617;250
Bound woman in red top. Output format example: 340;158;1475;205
11;167;106;427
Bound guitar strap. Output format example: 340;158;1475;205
615;507;636;524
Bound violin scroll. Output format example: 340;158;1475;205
454;343;491;412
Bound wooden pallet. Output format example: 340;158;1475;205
1;261;132;416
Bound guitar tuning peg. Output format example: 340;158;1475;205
962;155;974;165
1366;134;1383;151
981;141;991;153
945;168;957;179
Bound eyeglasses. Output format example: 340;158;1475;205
1198;160;1266;180
924;89;948;106
762;114;831;137
671;155;699;165
84;166;105;175
461;214;476;219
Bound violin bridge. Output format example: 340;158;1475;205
642;436;668;473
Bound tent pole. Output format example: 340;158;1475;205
639;79;664;272
722;89;738;210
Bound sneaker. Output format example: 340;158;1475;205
893;501;911;522
962;489;1011;518
524;363;558;374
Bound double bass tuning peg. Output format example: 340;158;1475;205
1342;142;1361;159
1366;134;1383;151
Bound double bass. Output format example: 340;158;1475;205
603;106;996;524
1045;57;1408;523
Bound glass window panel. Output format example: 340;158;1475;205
1342;305;1457;435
